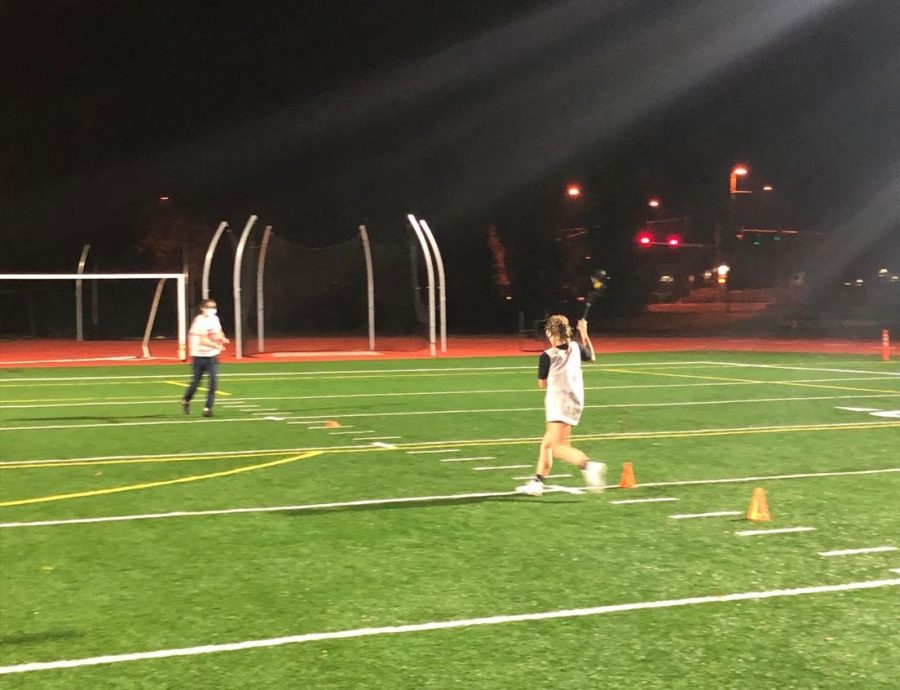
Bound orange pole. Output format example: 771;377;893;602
883;329;891;362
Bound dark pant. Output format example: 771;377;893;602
184;356;219;409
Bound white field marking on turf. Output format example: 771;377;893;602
0;355;149;366
267;393;900;421
4;467;899;529
637;467;900;489
545;484;585;495
406;449;460;455
0;361;719;384
670;511;742;519
330;430;373;435
263;417;285;421
440;456;496;463
736;527;817;537
818;546;898;557
5;374;898;409
370;442;396;449
353;436;402;441
472;464;531;471
2;579;898;676
610;497;679;505
5;388;900;416
0;489;546;528
891;568;900;574
514;474;570;480
712;362;900;377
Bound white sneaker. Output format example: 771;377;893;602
582;461;606;492
516;478;544;496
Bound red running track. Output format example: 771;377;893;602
0;336;895;369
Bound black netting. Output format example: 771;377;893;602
236;232;429;354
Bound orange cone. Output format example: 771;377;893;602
619;462;637;489
324;420;341;428
746;487;771;522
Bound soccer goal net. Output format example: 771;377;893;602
0;273;187;363
228;222;436;357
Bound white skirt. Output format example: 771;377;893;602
545;391;583;426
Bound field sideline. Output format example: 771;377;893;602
1;351;899;688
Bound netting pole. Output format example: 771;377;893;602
407;214;436;356
202;221;228;300
233;215;258;359
418;219;447;353
177;274;187;361
257;225;272;354
142;278;166;358
75;244;90;341
359;225;376;351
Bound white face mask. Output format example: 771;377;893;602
205;308;217;317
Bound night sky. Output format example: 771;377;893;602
3;0;899;292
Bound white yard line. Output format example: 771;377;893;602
0;361;722;384
353;436;403;441
610;497;679;505
440;456;496;463
2;466;898;529
1;579;897;675
406;449;460;455
513;474;570;480
713;362;900;377
736;527;816;537
5;375;898;409
0;489;533;528
670;511;742;519
472;464;531;471
818;546;898;557
17;400;900;433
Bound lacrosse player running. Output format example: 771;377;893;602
517;315;606;496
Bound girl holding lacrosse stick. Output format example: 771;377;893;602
517;314;606;496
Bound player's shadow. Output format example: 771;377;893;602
0;629;84;646
11;414;172;423
279;494;578;518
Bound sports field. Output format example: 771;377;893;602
1;351;898;688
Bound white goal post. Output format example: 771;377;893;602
0;273;188;360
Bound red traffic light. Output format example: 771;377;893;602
636;230;654;247
665;234;682;247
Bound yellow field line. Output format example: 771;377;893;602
3;420;897;472
0;451;322;507
603;368;757;384
395;420;900;451
162;380;231;396
773;381;899;394
0;451;291;470
601;368;900;395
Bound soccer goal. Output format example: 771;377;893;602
0;272;187;362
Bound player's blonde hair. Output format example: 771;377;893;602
544;314;572;344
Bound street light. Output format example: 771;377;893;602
648;198;660;208
566;184;582;198
729;164;750;195
762;184;773;192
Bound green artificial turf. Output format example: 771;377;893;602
1;352;898;688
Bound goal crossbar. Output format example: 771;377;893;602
0;273;187;360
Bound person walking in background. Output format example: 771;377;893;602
182;299;229;417
517;314;606;496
